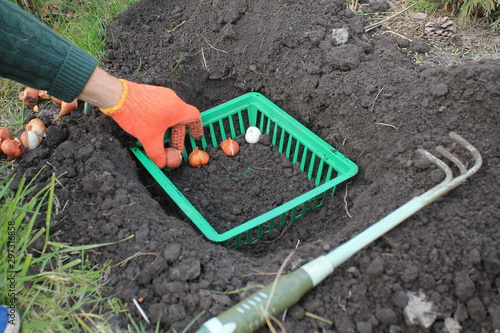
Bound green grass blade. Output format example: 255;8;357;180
47;234;134;252
42;173;56;254
19;253;33;278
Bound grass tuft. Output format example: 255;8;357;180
0;171;122;332
403;0;500;31
41;0;137;59
0;81;25;131
1;0;138;138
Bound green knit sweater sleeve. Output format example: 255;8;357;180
0;0;98;102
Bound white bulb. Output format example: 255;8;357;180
26;131;41;149
245;126;261;143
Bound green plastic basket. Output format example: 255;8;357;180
131;93;358;248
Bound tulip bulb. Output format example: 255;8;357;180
19;87;40;107
1;139;23;159
39;90;50;99
0;128;13;143
53;98;78;122
25;118;47;137
20;130;42;150
51;97;63;105
220;138;240;156
165;147;183;169
188;147;210;167
245;126;261;143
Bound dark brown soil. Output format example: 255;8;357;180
8;0;500;332
166;136;318;234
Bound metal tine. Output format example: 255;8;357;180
417;148;453;185
419;132;483;203
449;131;483;174
417;131;482;189
415;132;483;206
435;145;467;175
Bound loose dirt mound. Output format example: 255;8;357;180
10;0;499;332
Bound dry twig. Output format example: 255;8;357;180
380;30;413;41
198;38;229;71
376;122;399;130
264;250;295;314
167;11;197;32
365;4;415;32
204;37;229;54
259;222;293;244
369;87;384;113
344;183;352;218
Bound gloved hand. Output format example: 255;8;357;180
100;79;203;168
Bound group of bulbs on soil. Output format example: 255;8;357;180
167;126;261;169
1;86;77;160
0;86;262;166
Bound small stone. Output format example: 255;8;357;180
306;65;322;75
210;293;231;306
164;243;182;262
409;12;427;20
392;290;408;309
258;133;272;146
168;304;186;321
429;248;439;262
409;38;431;53
367;0;390;13
404;291;437;328
454;272;475;302
401;265;419;283
347;266;360;276
466;297;487;323
330;27;349;45
366;257;384;277
444;317;462;333
484;257;500;275
169;259;201;281
306;30;324;45
148;302;167;324
430;83;449;97
396;38;410;48
469;248;481;265
222;23;238;40
171;6;183;15
376;308;397;325
419;274;435;290
488;303;500;328
356;321;373;333
454;302;468;322
389;325;402;333
289;305;305;320
318;40;332;50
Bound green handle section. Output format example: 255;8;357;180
197;268;314;333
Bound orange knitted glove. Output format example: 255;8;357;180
100;80;203;168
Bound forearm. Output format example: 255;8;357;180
78;67;123;109
0;0;98;102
